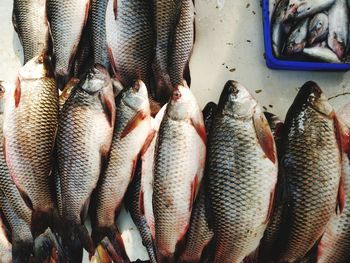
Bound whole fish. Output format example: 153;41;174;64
57;65;115;261
105;0;154;88
178;102;217;263
0;213;12;263
303;46;341;62
153;85;206;261
125;159;157;263
168;0;195;88
3;55;58;235
328;0;348;59
12;0;49;64
276;81;343;262
285;18;309;55
271;0;291;57
258;112;285;263
47;0;90;89
125;104;166;263
0;85;32;227
91;0;109;68
284;0;336;21
206;81;277;263
0;191;33;263
93;80;152;261
308;12;328;45
316;104;350;263
152;0;182;102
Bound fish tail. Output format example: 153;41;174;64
31;210;53;238
92;226;130;262
12;234;33;263
157;252;175;263
56;73;71;91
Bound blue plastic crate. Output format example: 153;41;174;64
262;0;350;71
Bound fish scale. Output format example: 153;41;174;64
3;57;58;219
316;105;350;262
106;0;154;87
47;0;89;89
57;66;115;260
277;83;341;262
12;0;49;64
207;81;277;263
169;0;194;87
153;86;206;261
91;0;109;68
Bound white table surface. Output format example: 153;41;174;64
1;0;350;261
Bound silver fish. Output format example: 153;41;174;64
303;46;341;62
328;0;348;59
285;18;309;54
153;85;206;261
284;0;336;21
308;12;328;45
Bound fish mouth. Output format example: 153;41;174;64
283;4;298;21
285;42;305;55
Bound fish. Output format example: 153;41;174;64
315;104;350;263
152;0;182;102
276;81;343;262
125;160;157;263
284;0;336;21
152;85;206;261
206;81;277;263
168;0;195;88
258;112;285;263
303;46;341;62
178;102;217;263
73;18;94;78
91;0;109;68
0;212;12;263
308;12;328;45
47;0;90;89
0;191;33;263
105;0;154;88
12;0;49;64
328;0;348;59
56;65;115;262
271;0;291;57
3;55;58;236
285;18;309;55
93;80;152;261
0;84;32;227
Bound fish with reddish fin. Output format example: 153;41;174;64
206;81;278;263
93;80;152;262
276;81;344;262
57;65;115;262
316;104;350;263
178;102;217;263
3;55;58;236
258;112;285;263
152;85;206;262
47;0;90;90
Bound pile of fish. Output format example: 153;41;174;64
271;0;350;63
0;0;349;263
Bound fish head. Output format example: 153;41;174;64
284;0;309;21
80;65;111;95
120;80;150;114
295;81;333;117
166;84;199;121
218;80;257;120
18;55;51;81
308;14;328;44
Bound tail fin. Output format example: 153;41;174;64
31;210;54;238
61;222;93;262
92;226;130;263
